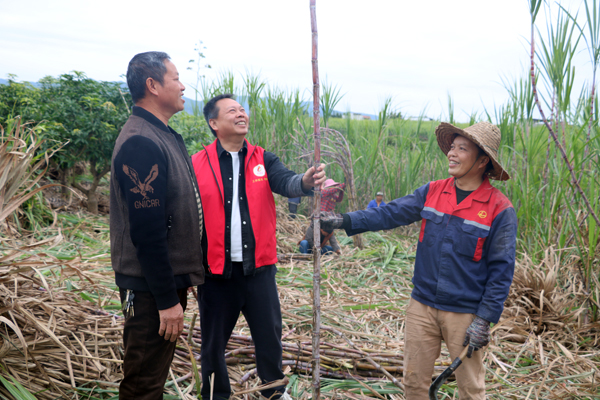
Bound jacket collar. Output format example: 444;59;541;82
131;106;174;134
442;176;493;209
216;139;249;158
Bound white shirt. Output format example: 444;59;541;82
229;152;243;261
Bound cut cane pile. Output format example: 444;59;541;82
1;200;599;399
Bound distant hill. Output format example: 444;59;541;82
0;78;41;88
181;97;378;120
0;78;377;120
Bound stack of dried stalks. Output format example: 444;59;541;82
0;203;410;399
0;262;122;398
0;239;129;396
498;247;600;345
0;259;411;399
0;200;599;399
488;246;600;398
1;117;60;238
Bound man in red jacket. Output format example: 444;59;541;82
192;94;325;400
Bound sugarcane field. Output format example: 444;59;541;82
1;0;600;399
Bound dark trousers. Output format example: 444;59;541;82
299;240;333;255
198;264;285;400
119;288;188;400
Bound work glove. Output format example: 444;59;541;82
462;315;490;358
319;212;344;230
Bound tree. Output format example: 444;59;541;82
37;72;131;214
170;111;213;155
0;74;41;126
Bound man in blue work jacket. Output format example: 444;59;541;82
322;122;517;399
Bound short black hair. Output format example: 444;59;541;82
126;52;170;104
203;93;236;137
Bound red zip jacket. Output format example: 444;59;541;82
192;140;278;275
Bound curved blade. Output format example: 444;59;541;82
428;346;469;400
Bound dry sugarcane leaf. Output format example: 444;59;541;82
0;316;28;360
554;341;576;364
13;304;74;356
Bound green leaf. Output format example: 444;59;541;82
0;374;38;400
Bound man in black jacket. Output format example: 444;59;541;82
110;51;205;399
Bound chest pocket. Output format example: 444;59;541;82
454;221;490;261
419;209;445;246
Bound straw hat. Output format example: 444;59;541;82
435;121;510;181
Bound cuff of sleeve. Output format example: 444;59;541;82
341;214;351;230
153;289;181;310
475;305;500;324
300;174;312;195
289;174;313;197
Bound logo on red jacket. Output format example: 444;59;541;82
478;210;487;219
253;164;266;177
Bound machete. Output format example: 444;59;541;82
428;346;470;400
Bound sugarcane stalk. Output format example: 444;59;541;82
309;0;322;398
529;6;600;230
529;2;598;326
321;325;405;390
321;127;363;248
586;71;595;155
233;377;289;396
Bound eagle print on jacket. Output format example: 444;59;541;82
123;164;159;200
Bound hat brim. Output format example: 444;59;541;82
323;181;342;189
435;122;510;181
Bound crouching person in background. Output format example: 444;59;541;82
298;220;341;255
299;178;345;255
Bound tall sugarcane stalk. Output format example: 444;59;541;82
529;0;600;229
530;0;598;325
309;0;322;398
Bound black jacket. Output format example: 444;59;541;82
110;106;204;310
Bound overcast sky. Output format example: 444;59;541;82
0;0;591;121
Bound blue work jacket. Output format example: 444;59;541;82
346;177;517;323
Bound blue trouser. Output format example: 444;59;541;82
197;263;285;400
299;239;333;254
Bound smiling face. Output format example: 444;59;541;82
447;135;489;180
209;98;249;140
156;60;185;117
